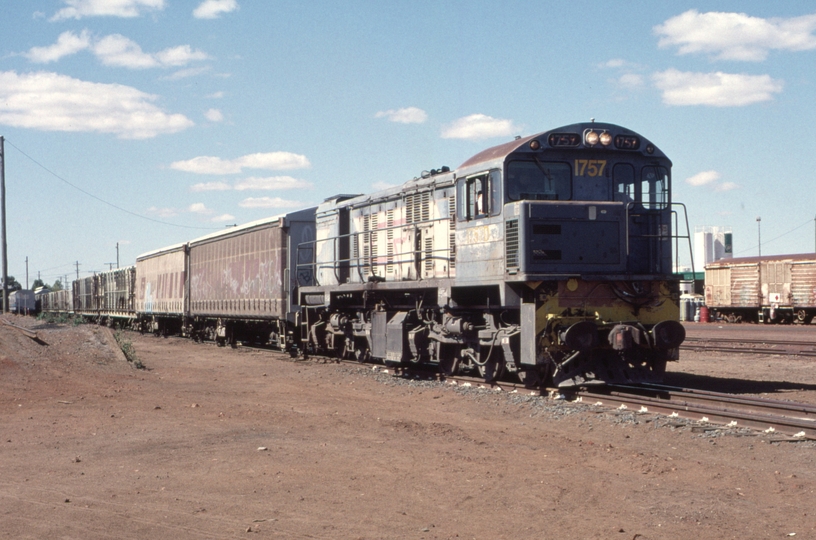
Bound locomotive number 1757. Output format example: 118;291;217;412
574;159;607;177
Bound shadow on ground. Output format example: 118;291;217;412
663;371;816;396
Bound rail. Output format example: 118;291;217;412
574;383;816;439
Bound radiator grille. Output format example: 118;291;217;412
448;196;456;269
505;219;519;270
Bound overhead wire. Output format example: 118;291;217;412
736;217;813;255
4;138;220;231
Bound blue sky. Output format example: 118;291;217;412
1;1;815;285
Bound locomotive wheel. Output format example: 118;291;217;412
354;345;370;363
478;358;505;383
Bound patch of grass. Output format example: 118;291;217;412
37;312;77;325
113;330;144;369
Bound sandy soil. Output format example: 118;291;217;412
2;315;816;539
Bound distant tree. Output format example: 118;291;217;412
51;279;63;292
1;276;22;291
32;278;45;290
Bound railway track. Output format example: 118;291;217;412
574;383;816;440
170;338;816;440
681;336;816;357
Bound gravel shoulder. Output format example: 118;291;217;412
1;315;815;539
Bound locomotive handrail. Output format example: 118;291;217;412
671;203;694;276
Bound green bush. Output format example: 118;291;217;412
113;330;144;369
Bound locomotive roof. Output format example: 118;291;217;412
458;122;668;171
706;253;816;267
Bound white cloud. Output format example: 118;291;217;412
238;152;309;170
190;181;231;192
684;170;739;192
171;152;311;175
211;214;235;222
188;202;211;214
233;176;311;191
93;35;209;69
154;45;210;67
163;67;212;80
193;0;239;19
441;114;521;140
24;30;91;63
652;69;783;107
616;73;645;89
207;91;225;98
239;197;303;209
0;71;194;139
375;107;427;124
715;181;739;192
372;181;398;191
146;206;178;218
655;10;816;61
204;108;223;122
685;170;720;187
25;31;209;70
93;34;157;68
52;0;165;20
602;58;626;69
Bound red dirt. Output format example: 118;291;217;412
2;315;815;539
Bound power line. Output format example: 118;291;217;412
736;217;813;255
4;138;219;231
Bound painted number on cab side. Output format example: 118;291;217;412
574;159;607;177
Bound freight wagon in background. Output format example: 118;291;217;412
71;266;136;324
40;288;73;313
705;254;816;324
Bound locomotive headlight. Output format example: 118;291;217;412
651;320;686;349
561;321;599;351
584;130;599;146
599;131;612;146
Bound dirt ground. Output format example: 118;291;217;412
2;316;816;539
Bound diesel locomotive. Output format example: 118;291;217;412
296;121;687;386
42;121;688;388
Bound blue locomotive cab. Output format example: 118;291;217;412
499;125;674;279
453;122;687;386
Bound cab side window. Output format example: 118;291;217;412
459;171;501;220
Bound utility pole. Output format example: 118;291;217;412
1;136;8;313
25;256;28;289
756;216;762;257
116;242;119;268
75;261;80;281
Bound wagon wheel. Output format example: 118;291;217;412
795;310;814;325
